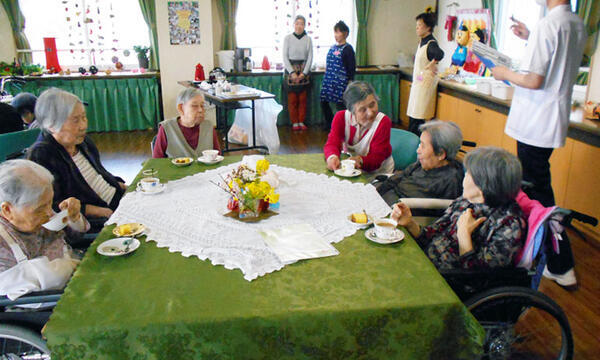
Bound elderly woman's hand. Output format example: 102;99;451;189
348;156;363;169
118;182;128;190
326;155;340;171
59;197;81;222
457;208;486;255
85;204;114;219
391;202;420;238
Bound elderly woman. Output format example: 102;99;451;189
153;88;220;158
0;160;86;299
28;88;126;224
323;81;393;174
391;147;526;270
376;120;464;206
283;15;313;131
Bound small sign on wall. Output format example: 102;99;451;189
168;1;201;45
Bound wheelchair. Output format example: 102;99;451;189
405;197;597;360
0;290;61;359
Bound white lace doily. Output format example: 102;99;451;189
107;164;391;281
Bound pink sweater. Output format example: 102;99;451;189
323;110;392;172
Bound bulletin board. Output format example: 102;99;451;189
168;1;201;45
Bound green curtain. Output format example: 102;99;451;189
481;0;497;49
0;0;32;63
229;72;400;126
138;0;160;70
354;0;371;66
217;0;238;50
7;76;162;132
577;0;600;66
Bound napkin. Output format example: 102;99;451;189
259;223;339;264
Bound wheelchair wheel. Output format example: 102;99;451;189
0;324;50;359
465;286;573;360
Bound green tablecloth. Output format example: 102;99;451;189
6;75;162;132
228;73;399;126
43;154;483;359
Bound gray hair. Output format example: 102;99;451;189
294;15;306;24
176;88;204;106
35;88;83;132
419;120;463;160
0;160;54;209
464;147;522;207
343;81;380;113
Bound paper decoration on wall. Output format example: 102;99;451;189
168;1;201;45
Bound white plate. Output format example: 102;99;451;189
197;155;224;165
334;168;362;178
136;183;166;195
97;238;140;256
347;214;373;229
112;223;146;237
365;228;405;244
171;157;193;167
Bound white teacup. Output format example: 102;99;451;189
203;149;219;161
42;209;69;231
231;84;240;94
374;218;398;239
341;159;356;174
138;177;160;192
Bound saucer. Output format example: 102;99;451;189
112;223;146;237
334;168;361;178
197;155;224;165
97;237;140;257
347;214;373;229
365;228;405;244
136;182;166;195
171;157;193;167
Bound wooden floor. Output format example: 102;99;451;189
89;127;600;358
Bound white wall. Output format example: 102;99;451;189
155;0;214;119
433;0;483;70
0;5;17;62
368;0;433;65
588;44;600;102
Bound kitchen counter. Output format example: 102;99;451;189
398;67;600;148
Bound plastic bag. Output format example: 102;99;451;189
228;99;282;154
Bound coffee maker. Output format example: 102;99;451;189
234;48;252;72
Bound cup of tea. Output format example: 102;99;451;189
341;159;355;174
374;218;398;239
203;149;219;161
138;177;160;192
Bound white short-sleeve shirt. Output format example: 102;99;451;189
505;5;586;148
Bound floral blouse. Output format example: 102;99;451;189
417;197;526;270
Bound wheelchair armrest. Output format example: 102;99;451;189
399;198;452;210
440;267;532;279
0;289;63;307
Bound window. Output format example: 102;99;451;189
495;0;578;64
19;0;150;68
235;0;357;69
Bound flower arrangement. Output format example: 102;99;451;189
222;159;280;218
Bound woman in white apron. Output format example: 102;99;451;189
407;9;445;135
324;81;394;174
0;160;85;300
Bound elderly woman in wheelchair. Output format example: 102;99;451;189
0;160;87;300
391;146;526;270
376;120;465;206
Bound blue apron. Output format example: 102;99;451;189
320;44;349;103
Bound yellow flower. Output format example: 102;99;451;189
256;159;270;174
246;181;272;199
265;189;279;203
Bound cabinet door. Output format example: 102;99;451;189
455;98;480;145
399;80;411;128
476;107;506;148
436;92;458;123
563;140;600;236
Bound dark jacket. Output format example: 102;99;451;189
27;131;125;213
0;102;24;134
376;159;464;206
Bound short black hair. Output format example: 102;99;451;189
415;12;437;31
473;29;486;43
334;20;349;34
11;92;37;116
